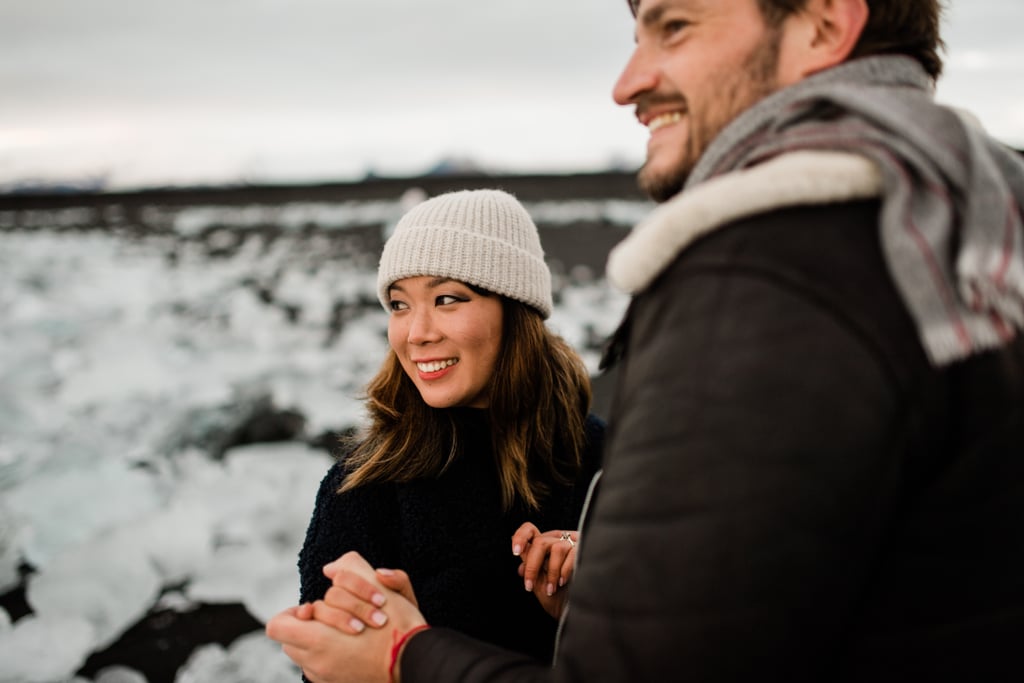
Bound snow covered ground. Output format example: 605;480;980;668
0;195;636;682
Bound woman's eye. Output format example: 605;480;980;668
436;294;466;306
389;300;408;311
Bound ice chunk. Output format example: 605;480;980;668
6;460;164;569
221;442;333;550
174;631;298;683
185;443;331;622
187;537;301;623
94;665;149;683
0;614;95;683
187;542;295;625
132;502;215;585
243;561;306;625
27;531;162;650
155;589;197;613
0;503;23;594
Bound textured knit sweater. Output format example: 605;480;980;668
298;409;604;662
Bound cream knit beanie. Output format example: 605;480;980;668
377;189;553;318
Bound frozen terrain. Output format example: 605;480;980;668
0;192;639;682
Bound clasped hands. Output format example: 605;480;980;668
266;550;424;683
266;523;580;682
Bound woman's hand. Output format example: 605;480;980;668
512;522;579;619
294;558;418;634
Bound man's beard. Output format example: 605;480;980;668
638;28;783;203
638;140;694;203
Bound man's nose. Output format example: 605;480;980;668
613;45;659;106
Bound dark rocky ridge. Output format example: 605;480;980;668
0;169;646;220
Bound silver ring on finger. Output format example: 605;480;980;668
559;531;576;549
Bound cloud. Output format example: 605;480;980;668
1;0;1019;187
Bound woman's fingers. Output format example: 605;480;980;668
309;599;377;635
519;537;550;592
510;526;581;620
318;562;419;629
323;583;389;630
548;532;573;589
376;568;419;607
540;536;575;595
518;530;580;594
520;532;559;591
511;522;541;557
549;545;576;592
323;565;387;608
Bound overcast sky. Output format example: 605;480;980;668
2;0;1021;190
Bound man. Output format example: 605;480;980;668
268;0;1024;680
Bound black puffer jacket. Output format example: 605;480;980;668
400;199;1024;682
298;408;604;663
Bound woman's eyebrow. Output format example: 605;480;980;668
389;277;456;295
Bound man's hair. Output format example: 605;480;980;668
760;0;945;78
627;0;945;79
339;296;592;511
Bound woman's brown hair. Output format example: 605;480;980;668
339;294;592;511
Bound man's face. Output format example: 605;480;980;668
614;0;789;201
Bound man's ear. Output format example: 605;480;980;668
778;0;869;82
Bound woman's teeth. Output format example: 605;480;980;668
417;359;457;373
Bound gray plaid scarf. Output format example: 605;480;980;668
689;55;1024;366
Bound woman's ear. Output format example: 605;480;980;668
777;0;869;83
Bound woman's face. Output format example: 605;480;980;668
387;275;504;409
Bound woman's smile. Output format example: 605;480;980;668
415;357;459;378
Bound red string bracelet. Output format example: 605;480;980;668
388;624;431;683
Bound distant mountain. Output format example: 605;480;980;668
1;175;108;196
424;155;489;177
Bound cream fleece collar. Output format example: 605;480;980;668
606;151;882;294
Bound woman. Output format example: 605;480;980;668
297;188;604;662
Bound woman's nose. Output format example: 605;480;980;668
407;308;442;344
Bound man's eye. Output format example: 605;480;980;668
663;19;689;37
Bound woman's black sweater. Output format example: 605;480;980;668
298;409;604;662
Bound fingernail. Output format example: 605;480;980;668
371;592;386;607
377;568;395;576
371;610;388;626
524;580;533;592
559;576;566;587
349;618;365;633
512;544;522;556
546;583;555;597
